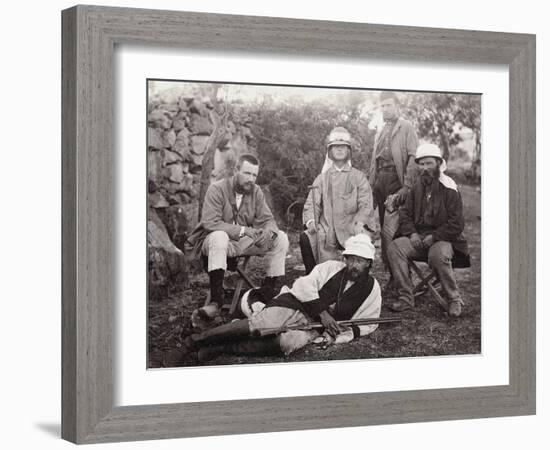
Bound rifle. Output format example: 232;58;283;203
253;316;402;338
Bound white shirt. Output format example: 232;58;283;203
235;193;243;210
236;193;245;237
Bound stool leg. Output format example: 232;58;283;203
228;257;255;316
426;280;448;312
413;272;438;296
410;261;448;312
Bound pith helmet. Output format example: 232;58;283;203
342;234;376;261
326;127;352;149
415;143;443;163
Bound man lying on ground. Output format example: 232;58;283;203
186;234;382;362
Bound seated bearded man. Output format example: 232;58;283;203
387;143;469;317
187;153;289;320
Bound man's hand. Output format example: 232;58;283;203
422;234;434;248
243;227;260;240
410;233;423;251
306;220;317;234
384;194;398;213
393;186;409;206
352;221;366;236
319;310;343;338
253;229;272;249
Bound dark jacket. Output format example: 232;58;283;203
395;178;469;256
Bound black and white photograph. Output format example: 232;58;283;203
147;80;482;368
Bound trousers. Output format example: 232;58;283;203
201;230;289;276
387;236;462;306
373;170;402;269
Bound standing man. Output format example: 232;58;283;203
187;234;382;362
387;144;469;316
369;91;419;271
188;153;289;319
300;127;376;274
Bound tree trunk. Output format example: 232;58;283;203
198;86;228;220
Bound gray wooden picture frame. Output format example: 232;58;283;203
61;4;536;444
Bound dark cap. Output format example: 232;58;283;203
379;91;400;104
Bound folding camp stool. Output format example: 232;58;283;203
202;255;256;316
409;253;471;312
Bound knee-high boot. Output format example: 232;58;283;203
299;231;316;275
191;319;251;347
197;337;282;362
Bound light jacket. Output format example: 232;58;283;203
368;117;419;189
303;165;376;248
187;177;278;255
274;260;382;338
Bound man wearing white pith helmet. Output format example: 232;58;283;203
300;127;376;274
387;143;469;317
187;234;382;362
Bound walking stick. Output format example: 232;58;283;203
307;185;321;264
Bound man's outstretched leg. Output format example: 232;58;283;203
190;318;251;347
197;337;282;362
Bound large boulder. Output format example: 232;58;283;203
156;204;198;251
148;191;170;209
148;208;188;300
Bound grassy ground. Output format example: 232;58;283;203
148;184;481;368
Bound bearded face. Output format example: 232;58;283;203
344;255;372;281
418;157;441;185
234;160;259;193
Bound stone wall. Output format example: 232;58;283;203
147;91;253;300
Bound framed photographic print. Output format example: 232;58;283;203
145;79;482;369
62;5;535;444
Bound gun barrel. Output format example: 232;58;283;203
254;316;401;338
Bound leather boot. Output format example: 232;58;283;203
191;318;251;347
197;337;282;362
230;337;282;356
299;231;316;275
198;269;225;319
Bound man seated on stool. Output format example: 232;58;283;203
387;143;469;317
187;153;289;319
186;234;381;362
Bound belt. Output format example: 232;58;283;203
377;165;396;172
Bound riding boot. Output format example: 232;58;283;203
198;269;225;319
209;269;225;306
230;337;282;356
191;318;251;347
299;231;316;275
197;337;282;362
